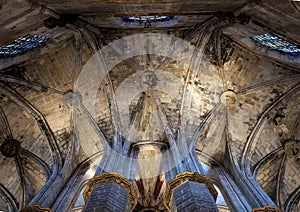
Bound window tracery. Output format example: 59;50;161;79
0;34;49;58
251;33;300;55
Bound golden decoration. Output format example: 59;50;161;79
20;204;52;212
252;206;282;212
83;172;138;212
163;172;218;212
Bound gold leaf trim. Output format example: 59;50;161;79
163;172;218;212
83;172;138;212
20;204;52;212
252;206;282;212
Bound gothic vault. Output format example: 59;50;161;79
0;0;299;212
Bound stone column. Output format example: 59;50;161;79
82;172;137;212
163;172;218;212
181;147;204;173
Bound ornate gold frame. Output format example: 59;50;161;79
20;204;52;212
252;206;282;212
83;172;138;212
163;172;218;211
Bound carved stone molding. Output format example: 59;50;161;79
0;139;20;158
83;172;138;212
163;172;218;211
220;90;238;106
252;206;282;212
20;204;52;212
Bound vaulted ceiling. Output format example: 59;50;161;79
0;0;299;211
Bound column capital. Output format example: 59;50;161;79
252;206;282;212
83;172;138;212
163;172;218;211
20;204;52;212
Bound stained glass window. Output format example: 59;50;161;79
0;34;49;58
117;15;180;28
123;16;172;23
251;33;300;55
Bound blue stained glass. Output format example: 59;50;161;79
123;16;172;23
251;33;300;55
0;34;49;58
117;15;180;28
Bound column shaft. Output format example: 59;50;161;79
83;182;130;212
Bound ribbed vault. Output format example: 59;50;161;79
0;0;299;211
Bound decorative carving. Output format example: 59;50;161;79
0;139;20;158
20;204;52;212
252;206;281;212
220;90;238;106
163;172;218;212
83;172;138;212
